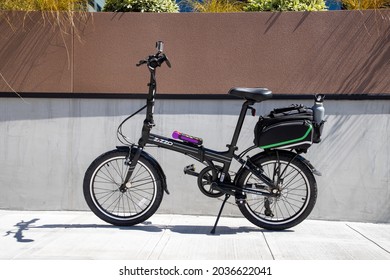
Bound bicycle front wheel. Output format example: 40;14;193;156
83;149;164;226
236;152;317;231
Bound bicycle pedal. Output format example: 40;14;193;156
184;164;195;172
183;164;199;176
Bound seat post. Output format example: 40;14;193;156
229;100;254;150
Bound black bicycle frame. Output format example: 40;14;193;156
122;63;276;194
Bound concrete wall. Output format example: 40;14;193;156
0;97;389;223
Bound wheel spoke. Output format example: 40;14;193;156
103;165;120;185
124;192;139;214
87;153;159;221
240;156;314;226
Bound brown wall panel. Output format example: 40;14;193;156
0;12;72;93
1;10;389;95
74;11;390;95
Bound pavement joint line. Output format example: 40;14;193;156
346;223;390;255
147;227;167;260
157;234;172;260
146;219;172;260
261;231;275;260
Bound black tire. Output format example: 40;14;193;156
83;149;164;226
236;152;317;230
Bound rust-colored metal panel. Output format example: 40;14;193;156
1;11;389;95
73;10;390;95
0;12;72;93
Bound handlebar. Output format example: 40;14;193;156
136;60;147;67
136;42;171;69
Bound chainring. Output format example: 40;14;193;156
197;166;230;198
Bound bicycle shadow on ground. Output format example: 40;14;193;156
167;225;264;235
3;218;292;242
4;219;40;243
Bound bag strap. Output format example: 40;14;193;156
270;104;306;117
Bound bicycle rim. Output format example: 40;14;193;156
89;155;158;221
243;158;312;225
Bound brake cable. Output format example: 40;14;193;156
117;104;147;145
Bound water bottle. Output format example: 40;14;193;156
312;94;325;124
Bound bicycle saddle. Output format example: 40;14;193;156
228;87;272;102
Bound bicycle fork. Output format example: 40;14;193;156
119;147;143;192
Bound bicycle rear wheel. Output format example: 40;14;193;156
236;152;317;230
83;149;164;226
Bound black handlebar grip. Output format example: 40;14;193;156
136;60;147;67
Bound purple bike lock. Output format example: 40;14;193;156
172;131;203;145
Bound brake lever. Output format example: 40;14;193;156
159;54;171;68
165;55;171;68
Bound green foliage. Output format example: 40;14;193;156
244;0;327;11
187;0;245;12
0;0;88;33
103;0;179;12
0;0;87;11
339;0;390;9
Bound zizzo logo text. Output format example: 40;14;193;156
153;137;173;146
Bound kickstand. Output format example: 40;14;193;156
210;194;230;234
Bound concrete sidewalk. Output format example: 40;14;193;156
0;210;389;260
